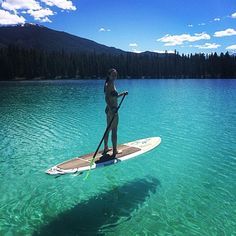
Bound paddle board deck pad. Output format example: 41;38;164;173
46;137;161;175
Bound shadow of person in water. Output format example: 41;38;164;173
33;177;160;236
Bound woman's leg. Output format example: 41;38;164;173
112;115;121;155
104;130;109;151
112;127;117;154
104;114;110;152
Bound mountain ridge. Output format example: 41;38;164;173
0;23;126;54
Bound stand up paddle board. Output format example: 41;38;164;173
46;137;161;176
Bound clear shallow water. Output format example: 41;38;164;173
0;79;236;235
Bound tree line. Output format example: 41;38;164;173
0;45;235;80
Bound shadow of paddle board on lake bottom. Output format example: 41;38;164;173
33;177;160;236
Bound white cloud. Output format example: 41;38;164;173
214;18;220;21
132;48;142;53
0;9;25;24
0;0;76;24
27;8;54;20
194;43;221;49
99;27;111;32
39;16;51;22
41;0;76;10
214;28;236;37
231;12;236;18
154;50;175;54
226;44;236;51
129;43;138;47
198;23;206;26
157;32;210;46
1;0;41;12
188;24;193;27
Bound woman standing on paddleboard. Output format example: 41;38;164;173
103;68;128;156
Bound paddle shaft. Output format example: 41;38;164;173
90;93;127;164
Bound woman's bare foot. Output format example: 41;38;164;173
112;149;122;156
102;148;112;155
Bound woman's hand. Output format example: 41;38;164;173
118;91;128;97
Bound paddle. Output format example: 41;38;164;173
84;93;127;180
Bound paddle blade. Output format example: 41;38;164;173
83;158;96;180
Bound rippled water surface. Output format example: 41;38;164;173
0;79;236;235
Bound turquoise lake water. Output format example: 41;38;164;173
0;79;236;235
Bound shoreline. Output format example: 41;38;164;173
0;76;236;82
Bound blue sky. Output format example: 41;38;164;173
0;0;236;54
